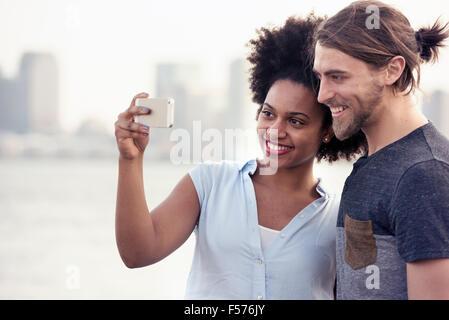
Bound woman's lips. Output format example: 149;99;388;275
265;140;294;156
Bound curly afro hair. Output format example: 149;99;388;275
247;13;367;163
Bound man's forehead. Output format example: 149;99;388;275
313;43;357;73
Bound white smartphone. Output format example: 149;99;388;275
134;98;175;128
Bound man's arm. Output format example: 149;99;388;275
407;258;449;299
392;160;449;299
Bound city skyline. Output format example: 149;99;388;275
0;52;255;159
0;52;59;134
2;51;448;136
1;49;449;160
0;52;253;133
0;0;448;133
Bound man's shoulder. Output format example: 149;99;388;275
396;159;449;194
420;122;449;164
381;122;449;171
397;123;449;177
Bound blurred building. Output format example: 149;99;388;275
150;63;213;160
225;58;251;130
0;73;22;132
0;52;59;134
156;63;198;133
422;90;449;138
19;53;60;133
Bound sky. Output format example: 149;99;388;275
0;0;448;133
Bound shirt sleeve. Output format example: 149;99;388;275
188;162;214;209
392;160;449;263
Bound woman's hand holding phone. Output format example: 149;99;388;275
115;92;152;160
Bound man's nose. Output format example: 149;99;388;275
317;79;335;105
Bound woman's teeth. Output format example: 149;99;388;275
267;142;293;151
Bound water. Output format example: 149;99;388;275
0;157;352;299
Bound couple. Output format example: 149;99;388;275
114;0;449;300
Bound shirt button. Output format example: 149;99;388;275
280;234;286;238
257;295;263;300
299;214;305;219
257;259;263;264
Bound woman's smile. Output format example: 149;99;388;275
265;139;295;156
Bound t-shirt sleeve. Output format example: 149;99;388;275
188;163;213;209
392;160;449;263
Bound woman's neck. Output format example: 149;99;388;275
252;159;319;197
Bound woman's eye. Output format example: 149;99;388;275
290;119;304;126
261;110;273;117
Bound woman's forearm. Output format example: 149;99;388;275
115;154;156;268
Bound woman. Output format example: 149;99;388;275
114;14;366;299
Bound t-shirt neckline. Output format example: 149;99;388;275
355;121;432;168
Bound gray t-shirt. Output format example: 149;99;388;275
336;122;449;300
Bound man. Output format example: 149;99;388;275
313;0;449;299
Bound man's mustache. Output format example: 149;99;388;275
323;100;350;107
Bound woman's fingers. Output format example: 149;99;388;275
129;92;152;117
115;119;150;138
119;92;152;121
129;92;149;108
115;127;149;140
114;92;152;159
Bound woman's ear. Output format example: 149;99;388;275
322;126;335;143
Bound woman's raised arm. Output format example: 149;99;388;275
115;93;200;268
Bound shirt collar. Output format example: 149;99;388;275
315;178;329;198
239;159;330;198
238;159;258;175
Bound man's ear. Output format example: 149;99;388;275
384;56;406;86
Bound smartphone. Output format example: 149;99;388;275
134;98;175;128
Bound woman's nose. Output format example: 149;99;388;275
267;121;287;141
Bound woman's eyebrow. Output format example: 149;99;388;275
263;102;310;119
262;102;276;110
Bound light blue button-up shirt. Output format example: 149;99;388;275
185;159;338;300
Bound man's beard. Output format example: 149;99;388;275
332;81;384;141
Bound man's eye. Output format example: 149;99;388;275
331;75;343;81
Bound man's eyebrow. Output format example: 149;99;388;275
313;69;349;77
324;69;349;76
262;103;310;119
